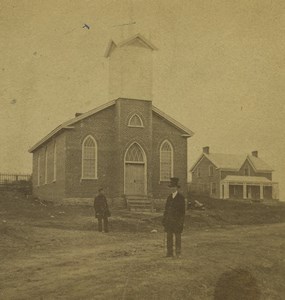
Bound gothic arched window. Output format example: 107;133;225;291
82;135;97;179
160;140;173;181
128;114;143;127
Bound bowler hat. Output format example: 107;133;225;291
168;177;180;188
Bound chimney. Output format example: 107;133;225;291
75;113;83;117
203;146;210;154
252;150;258;157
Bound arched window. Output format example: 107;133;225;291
124;142;146;195
128;114;143;127
160;140;173;181
125;143;145;163
82;135;97;179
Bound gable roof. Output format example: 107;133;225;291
105;33;157;58
190;152;273;173
247;155;273;172
104;40;117;58
29;99;194;153
152;106;194;136
28;100;116;153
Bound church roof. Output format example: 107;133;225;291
152;106;194;136
28;99;194;153
104;33;157;58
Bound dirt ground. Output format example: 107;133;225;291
1;192;285;299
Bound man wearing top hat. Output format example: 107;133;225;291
162;177;186;257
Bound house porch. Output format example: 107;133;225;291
220;175;279;200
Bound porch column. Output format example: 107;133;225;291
224;182;229;199
272;184;279;200
260;184;264;200
220;183;223;199
243;183;247;199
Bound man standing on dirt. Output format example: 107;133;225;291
94;188;111;233
162;177;186;257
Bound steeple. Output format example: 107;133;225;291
105;33;157;101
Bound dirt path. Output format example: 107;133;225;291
1;221;285;299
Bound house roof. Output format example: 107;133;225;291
29;99;194;153
104;33;158;58
247;155;273;172
190;152;273;173
221;175;275;184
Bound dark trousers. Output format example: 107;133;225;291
166;232;181;256
98;216;109;232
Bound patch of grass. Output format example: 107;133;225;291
1;192;285;299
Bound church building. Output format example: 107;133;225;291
28;34;194;207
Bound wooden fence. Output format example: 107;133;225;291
0;173;32;194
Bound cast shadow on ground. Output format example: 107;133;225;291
214;268;261;300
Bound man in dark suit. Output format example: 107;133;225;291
162;177;186;257
94;188;111;233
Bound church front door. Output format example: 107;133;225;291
124;143;146;195
125;164;145;195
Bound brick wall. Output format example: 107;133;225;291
31;98;190;204
115;98;153;196
65;105;117;200
32;133;66;202
152;112;188;199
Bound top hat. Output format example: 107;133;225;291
168;177;180;188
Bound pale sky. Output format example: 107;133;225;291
1;0;285;199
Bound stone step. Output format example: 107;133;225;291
127;200;151;205
126;197;154;212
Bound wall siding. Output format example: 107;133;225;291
191;156;220;198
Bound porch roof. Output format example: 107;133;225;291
221;175;276;185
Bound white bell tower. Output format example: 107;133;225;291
105;33;157;101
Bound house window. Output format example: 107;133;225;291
211;182;216;195
82;135;97;179
160;140;173;181
128;114;143;127
53;142;56;182
233;186;237;196
37;154;40;186
44;147;48;184
197;168;201;177
209;165;214;176
244;168;249;176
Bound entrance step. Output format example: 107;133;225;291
126;196;154;212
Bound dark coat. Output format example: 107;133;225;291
162;192;186;233
94;194;110;218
